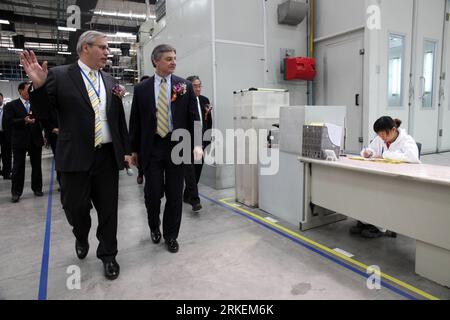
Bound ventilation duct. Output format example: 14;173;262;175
278;0;307;26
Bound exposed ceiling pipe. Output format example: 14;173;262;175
310;0;314;58
145;0;152;20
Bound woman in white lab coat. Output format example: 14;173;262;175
361;117;421;164
350;116;421;238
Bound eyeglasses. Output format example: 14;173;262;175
90;44;110;51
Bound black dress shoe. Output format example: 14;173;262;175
165;239;179;253
192;203;202;212
151;228;161;244
103;259;120;280
75;240;89;260
11;194;20;203
34;191;44;197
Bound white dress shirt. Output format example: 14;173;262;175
196;96;203;128
78;59;112;144
154;73;173;132
19;97;30;113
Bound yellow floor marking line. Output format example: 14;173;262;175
220;198;440;301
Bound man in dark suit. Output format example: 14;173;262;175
183;76;213;212
129;44;203;253
4;82;44;202
21;30;131;280
0;92;12;180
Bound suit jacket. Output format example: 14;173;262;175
198;95;212;132
198;95;213;148
30;63;131;172
4;98;44;149
129;74;200;167
42;108;58;142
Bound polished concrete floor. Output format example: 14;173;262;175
1;153;450;300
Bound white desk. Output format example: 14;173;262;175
298;156;450;287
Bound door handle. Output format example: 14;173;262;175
355;94;360;106
419;76;426;100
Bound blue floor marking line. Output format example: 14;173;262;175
199;193;418;300
38;159;55;300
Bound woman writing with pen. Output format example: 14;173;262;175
351;116;421;238
360;116;421;164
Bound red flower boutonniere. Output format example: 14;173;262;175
171;82;187;102
112;84;127;99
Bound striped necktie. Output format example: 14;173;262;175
156;78;170;138
88;70;103;147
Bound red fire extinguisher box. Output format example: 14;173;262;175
284;57;316;81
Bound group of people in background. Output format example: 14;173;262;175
0;83;57;203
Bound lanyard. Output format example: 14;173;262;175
80;68;101;99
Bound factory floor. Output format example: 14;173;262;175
1;153;450;300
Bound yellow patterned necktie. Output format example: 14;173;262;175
156;78;170;137
88;70;103;147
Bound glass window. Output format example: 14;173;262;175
388;34;405;107
422;40;437;108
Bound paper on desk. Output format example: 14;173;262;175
325;123;342;147
348;156;405;164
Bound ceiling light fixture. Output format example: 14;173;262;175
58;26;77;32
0;19;10;25
106;32;136;38
93;10;149;20
57;51;71;55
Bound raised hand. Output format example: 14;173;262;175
20;50;48;89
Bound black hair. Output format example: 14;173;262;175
0;92;3;97
140;75;150;82
186;75;201;83
373;116;402;134
18;81;30;92
151;44;176;68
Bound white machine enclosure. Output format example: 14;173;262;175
234;89;290;207
259;105;347;227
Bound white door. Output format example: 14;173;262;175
438;0;450;151
410;0;446;153
323;32;364;153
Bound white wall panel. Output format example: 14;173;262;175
215;0;264;44
143;0;213;79
215;43;265;132
0;81;22;102
438;0;450;151
315;0;366;39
